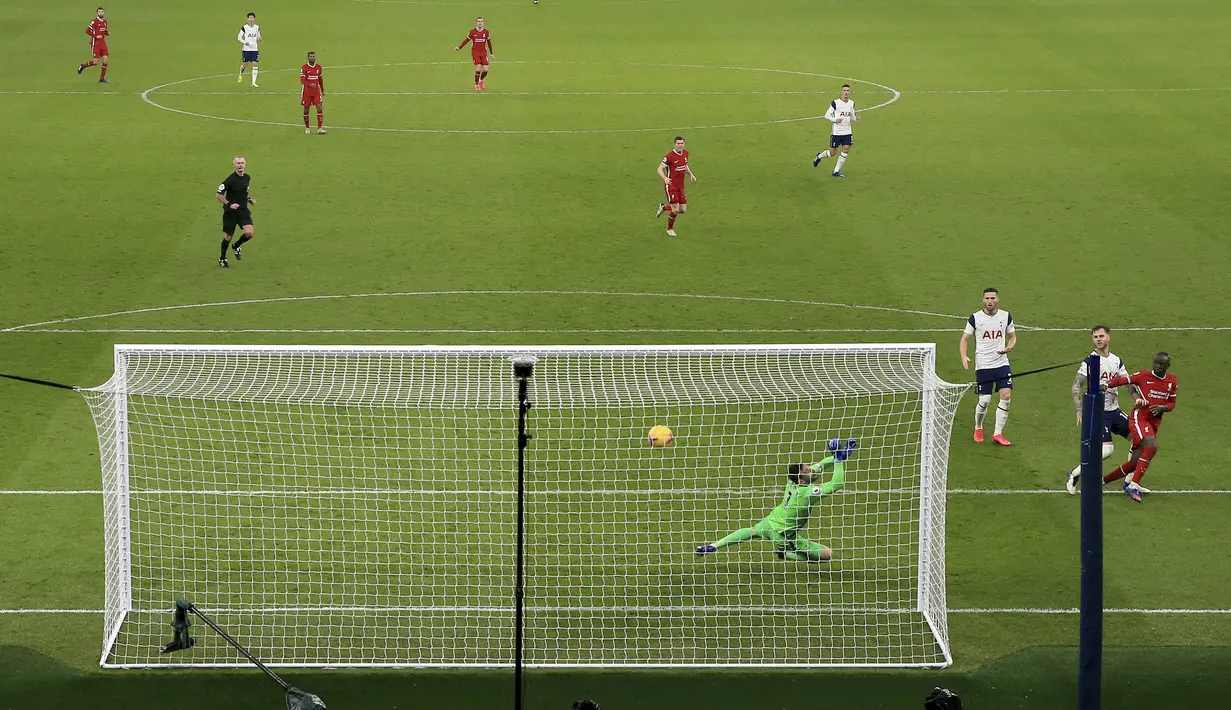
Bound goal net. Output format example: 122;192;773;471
83;344;965;668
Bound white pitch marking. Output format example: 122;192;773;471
0;289;963;333
4;489;1230;496
906;87;1231;95
3;606;1230;614
149;90;862;96
139;61;900;135
3;327;985;335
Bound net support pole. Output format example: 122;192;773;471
1078;353;1104;710
510;356;537;710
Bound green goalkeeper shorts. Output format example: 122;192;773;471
752;519;825;555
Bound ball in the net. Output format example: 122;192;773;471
648;425;674;448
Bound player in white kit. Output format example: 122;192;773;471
238;13;262;87
1066;326;1134;494
812;84;858;178
959;288;1016;446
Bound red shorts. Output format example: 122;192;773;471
301;90;322;107
664;182;686;205
472;51;488;66
1128;408;1160;448
92;41;108;59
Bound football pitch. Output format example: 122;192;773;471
2;0;1231;707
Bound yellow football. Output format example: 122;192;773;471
648;425;674;448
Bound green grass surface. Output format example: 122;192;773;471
3;0;1231;707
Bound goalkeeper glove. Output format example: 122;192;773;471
834;438;858;462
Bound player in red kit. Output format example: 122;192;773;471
300;52;326;135
655;136;698;237
77;7;110;83
1100;352;1177;502
455;16;494;91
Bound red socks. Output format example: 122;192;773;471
83;60;97;68
1130;446;1157;484
317;111;324;129
303;112;310;128
1103;461;1134;484
667;214;676;229
475;71;481;85
1102;446;1158;485
99;64;107;80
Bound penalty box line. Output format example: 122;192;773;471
4;607;1231;614
3;488;1231;496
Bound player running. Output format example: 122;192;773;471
1099;352;1178;502
695;439;857;563
455;17;494;91
1066;326;1130;494
77;7;110;83
959;287;1016;446
655;136;697;237
812;84;858;177
237;13;262;87
301;52;326;135
216;156;256;268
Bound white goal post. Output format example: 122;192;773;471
83;344;966;668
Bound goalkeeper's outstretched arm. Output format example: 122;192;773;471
810;438;857;495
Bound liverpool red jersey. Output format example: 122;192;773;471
87;17;109;46
662;150;690;186
459;28;490;52
301;63;324;92
1108;370;1177;422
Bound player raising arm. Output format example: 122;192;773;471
455;17;493;91
77;7;110;83
301;52;326;135
1099;352;1177;502
696;439;857;563
959;287;1016;446
1066;326;1130;494
655;136;697;237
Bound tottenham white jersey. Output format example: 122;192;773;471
1078;352;1129;412
238;24;262;51
825;98;856;136
963;309;1014;370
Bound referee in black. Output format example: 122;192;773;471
216;155;256;268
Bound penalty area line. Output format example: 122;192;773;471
4;607;1231;615
4;489;1231;496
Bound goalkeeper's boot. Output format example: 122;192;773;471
1124;481;1143;503
973;429;984;443
234;245;243;261
1066;470;1079;495
656;203;666;218
992;433;1012;446
695;544;716;556
219;257;230;268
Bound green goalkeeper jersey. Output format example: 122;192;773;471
761;458;846;534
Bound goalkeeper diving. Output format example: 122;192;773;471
696;438;857;563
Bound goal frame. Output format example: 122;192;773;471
92;343;957;669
